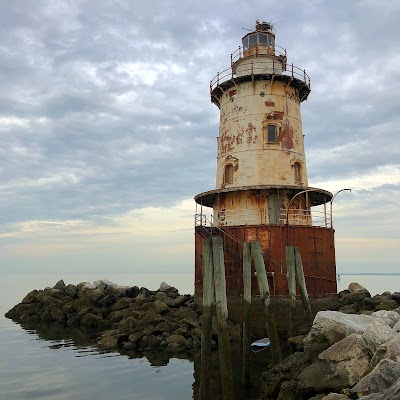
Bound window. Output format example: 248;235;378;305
224;164;234;184
242;36;249;51
294;162;302;182
249;34;257;48
267;125;277;142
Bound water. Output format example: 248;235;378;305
0;273;266;400
0;273;197;400
1;272;399;400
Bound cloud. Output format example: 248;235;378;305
0;0;399;274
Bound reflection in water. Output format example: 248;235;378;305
15;321;269;400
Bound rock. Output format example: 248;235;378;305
358;395;384;400
50;307;67;323
66;314;80;326
158;282;174;292
154;320;175;333
361;320;396;355
155;292;168;302
394;320;400;333
299;333;371;394
342;291;369;304
86;288;104;303
79;282;96;290
80;313;103;328
126;286;140;298
382;378;400;399
303;311;381;357
53;280;66;291
321;394;351;400
339;290;350;299
338;305;357;314
288;335;306;351
375;299;399;311
277;380;298;400
351;359;400;396
97;336;119;348
369;334;400;370
261;352;312;398
158;282;179;298
371;310;400;327
153;300;169;315
164;295;189;308
349;282;370;295
22;290;39;304
391;292;400;304
98;294;116;308
118;316;137;334
128;331;144;343
65;284;78;298
165;334;186;348
111;298;132;310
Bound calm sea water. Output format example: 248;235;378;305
0;273;266;400
1;272;399;400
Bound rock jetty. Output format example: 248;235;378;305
5;279;242;351
260;283;400;400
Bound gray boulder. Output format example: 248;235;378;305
351;358;400;396
261;351;312;398
303;311;383;357
371;310;400;327
361;320;396;355
299;333;371;393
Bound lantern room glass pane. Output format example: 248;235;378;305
242;36;249;51
249;34;257;48
259;34;268;45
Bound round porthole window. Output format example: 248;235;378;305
260;92;265;97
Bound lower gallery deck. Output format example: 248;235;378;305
194;224;337;303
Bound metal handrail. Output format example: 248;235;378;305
230;45;287;65
210;60;310;93
279;208;332;228
195;213;244;247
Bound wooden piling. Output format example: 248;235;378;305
286;245;297;338
242;242;252;386
200;238;214;400
212;236;234;400
250;240;282;364
294;246;313;329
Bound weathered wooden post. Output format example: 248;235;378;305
250;240;282;364
242;242;252;386
286;245;297;337
294;247;313;329
200;237;214;399
212;236;234;399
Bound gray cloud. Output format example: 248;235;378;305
0;0;399;273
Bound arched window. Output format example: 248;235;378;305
224;164;234;184
267;124;277;143
294;162;302;182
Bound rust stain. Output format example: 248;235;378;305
245;122;257;144
265;101;275;107
229;89;237;97
279;119;294;150
266;111;284;121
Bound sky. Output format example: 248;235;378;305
1;0;399;275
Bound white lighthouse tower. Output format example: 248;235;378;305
195;21;336;300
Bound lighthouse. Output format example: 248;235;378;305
194;21;337;302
